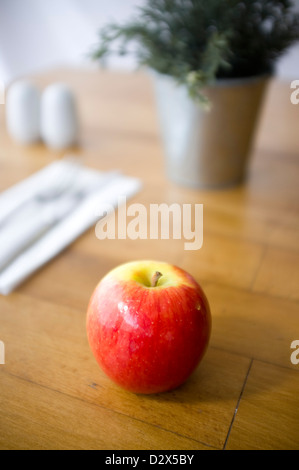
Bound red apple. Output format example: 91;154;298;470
86;260;212;394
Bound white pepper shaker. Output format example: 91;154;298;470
6;80;40;145
40;83;79;150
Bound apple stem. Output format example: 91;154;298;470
151;271;163;288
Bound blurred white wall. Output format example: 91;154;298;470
0;0;298;85
276;0;299;80
0;0;140;85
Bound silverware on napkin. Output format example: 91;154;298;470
0;169;118;272
0;158;81;227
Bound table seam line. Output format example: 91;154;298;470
222;358;254;450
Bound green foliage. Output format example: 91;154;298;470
92;0;299;101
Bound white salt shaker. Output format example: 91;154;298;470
6;80;40;144
41;83;79;150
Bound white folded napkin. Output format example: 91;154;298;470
0;160;142;295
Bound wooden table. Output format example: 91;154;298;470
0;69;298;450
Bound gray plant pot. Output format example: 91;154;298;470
153;72;270;189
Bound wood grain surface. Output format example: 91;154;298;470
0;69;298;450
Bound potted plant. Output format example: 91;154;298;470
92;0;299;189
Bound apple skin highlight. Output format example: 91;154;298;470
86;261;212;394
